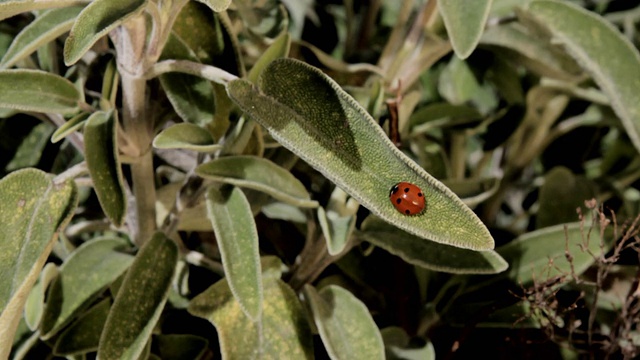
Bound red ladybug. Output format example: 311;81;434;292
389;182;425;215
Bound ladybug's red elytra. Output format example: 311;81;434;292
389;182;425;215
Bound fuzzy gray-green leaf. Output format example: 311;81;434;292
0;0;88;21
53;298;111;355
528;0;640;155
40;237;133;339
194;0;232;12
498;222;613;284
206;186;262;321
0;6;83;69
360;216;507;274
439;0;494;58
304;284;384;360
188;274;313;359
227;59;493;250
0;70;81;114
0;168;77;360
153;123;221;152
197;155;318;208
63;0;146;65
98;232;178;360
83;110;126;226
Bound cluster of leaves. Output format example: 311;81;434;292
0;0;639;359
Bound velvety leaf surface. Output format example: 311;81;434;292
381;327;435;360
5;122;54;171
0;6;83;69
528;0;640;154
188;274;313;359
247;31;290;83
304;284;385;360
360;216;508;274
439;0;493;58
195;0;231;12
53;298;111;355
40;237;133;339
498;222;612;284
51;112;90;143
206;186;262;320
0;0;88;21
0;168;77;360
318;207;355;256
159;33;215;126
0;70;81;114
227;59;494;250
23;263;58;330
153;123;220;152
98;233;178;360
63;0;146;65
83;110;126;226
197;156;318;208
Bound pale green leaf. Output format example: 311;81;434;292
439;0;494;58
498;222;613;284
98;232;178;360
53;297;111;355
40;237;133;339
5;122;54;171
194;0;232;12
63;0;147;65
528;0;640;155
303;284;385;360
153;123;221;152
155;182;211;232
0;6;83;69
0;0;88;21
24;263;58;331
381;327;435;360
227;59;494;250
197;155;318;208
51;112;90;143
206;186;262;320
0;70;82;114
188;274;313;359
0;168;77;360
318;207;355;256
84;110;126;226
360;216;508;274
442;177;499;208
247;31;290;83
438;57;481;105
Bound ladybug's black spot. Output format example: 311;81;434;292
403;187;410;193
405;209;410;214
418;192;423;197
390;185;399;196
396;198;402;204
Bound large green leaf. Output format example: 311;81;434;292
188;271;313;359
53;297;111;355
303;284;385;360
206;186;262;321
197;156;318;208
0;6;83;69
40;237;134;339
439;0;494;58
23;263;58;331
536;167;594;229
498;222;613;284
153;122;221;152
0;0;88;21
98;232;178;360
5;122;54;172
360;216;507;274
63;0;147;65
0;168;78;360
528;0;640;155
83;110;126;226
159;33;215;126
194;0;231;12
0;70;82;114
227;59;494;250
247;31;291;83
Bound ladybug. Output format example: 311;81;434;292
389;182;425;215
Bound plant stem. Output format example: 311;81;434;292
130;150;157;244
